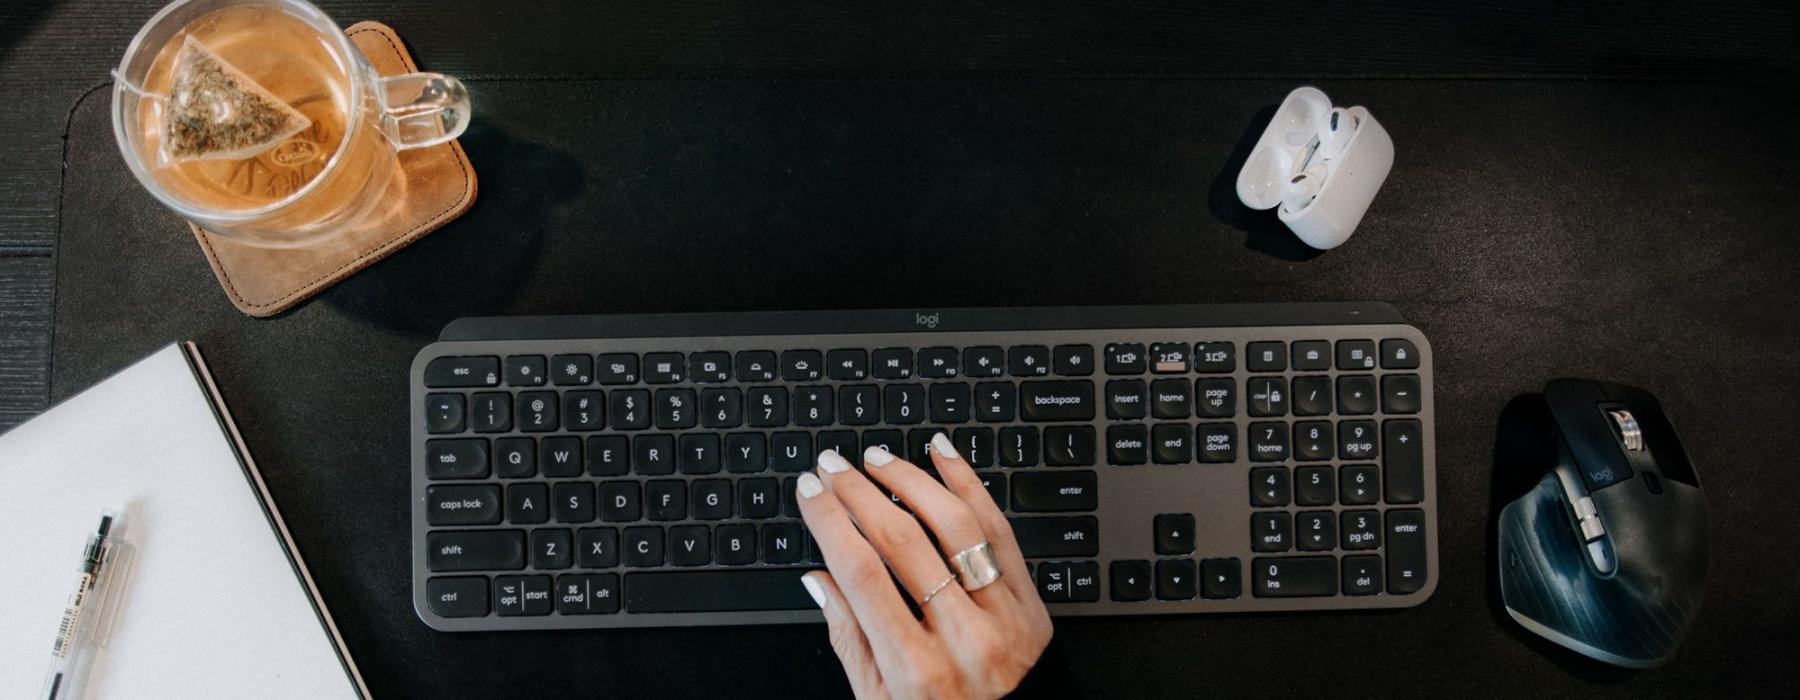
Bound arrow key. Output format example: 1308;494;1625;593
1110;560;1152;601
1201;557;1242;599
1154;513;1196;555
1156;559;1197;600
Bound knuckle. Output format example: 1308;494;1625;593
837;555;888;591
869;516;928;552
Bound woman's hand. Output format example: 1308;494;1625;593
796;433;1053;699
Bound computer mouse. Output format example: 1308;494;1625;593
1496;379;1708;668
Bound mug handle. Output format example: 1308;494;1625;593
376;72;471;150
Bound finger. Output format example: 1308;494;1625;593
817;448;977;617
802;572;888;700
796;470;929;656
928;432;1039;605
862;434;1015;610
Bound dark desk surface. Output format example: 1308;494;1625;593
4;1;1799;697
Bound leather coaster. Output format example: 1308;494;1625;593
188;21;478;317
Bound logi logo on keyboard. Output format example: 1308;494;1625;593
915;312;940;329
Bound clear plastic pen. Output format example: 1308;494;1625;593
41;512;122;700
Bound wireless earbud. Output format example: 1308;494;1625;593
1234;87;1394;250
1315;108;1355;163
1280;166;1326;212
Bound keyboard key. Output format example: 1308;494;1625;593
623;527;665;567
426;438;488;479
1068;561;1101;602
1380;338;1420;369
1342;555;1383;595
1382;374;1422;414
557;574;621;614
918;347;960;378
1197;423;1237;463
1291;340;1331;371
1149;379;1190;419
701;387;743;428
1250;467;1290;507
952;427;995;467
470;392;512;432
1295;466;1335;506
1338;375;1377;415
670;525;711;566
427;577;489;617
428;530;525;571
1338;421;1378;460
793;386;834;426
688;352;732;383
554;482;596;523
1246;341;1286;372
1104;343;1147;374
586;436;628;476
717;525;757;565
425;393;465;434
781;350;823;381
647;480;687;521
562;391;605;431
762;522;804;564
1296;511;1336;551
1292;376;1332;416
737;478;780;519
1106;424;1148;465
826;349;869;380
746;387;788;427
816;430;858;462
598;353;640;384
517;391;559;432
655;389;697;429
608;389;651;430
1253;556;1336;597
426;484;502;525
1194;378;1234;418
906;429;939;465
884;384;926;424
1294;421;1333;462
835;385;879;425
494;575;554;615
871;348;914;379
1012;471;1098;511
1386;509;1428;594
1201;558;1242;599
678;434;722;474
1035;562;1070;602
1105;379;1147;419
504;354;543;386
633;434;676;475
1155;513;1195;555
1011;516;1100;557
532;529;573;569
1193;342;1235;373
508;483;549;524
963;346;1005;378
1336;340;1377;370
1053;345;1095;376
1151;424;1193;464
1020;381;1096;422
974;383;1017;422
551;354;594;386
1340;465;1381;505
1246;378;1287;417
1384;419;1425;503
1042;426;1096;466
723;433;768;473
1251;512;1292;552
1009;345;1051;377
979;472;1007;509
1156;559;1197;600
1248;421;1289;462
1111;560;1153;601
623;570;819;612
930;383;971;423
546;437;590;477
577;528;619;568
496;437;536;478
425;356;499;387
1341;510;1380;549
644;353;686;383
600;482;642;522
1149;343;1189;373
862;430;903;457
734;351;777;382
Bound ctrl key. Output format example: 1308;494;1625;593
427;577;490;618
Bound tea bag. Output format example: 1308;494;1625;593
160;35;311;162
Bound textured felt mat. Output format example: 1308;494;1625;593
52;78;1800;697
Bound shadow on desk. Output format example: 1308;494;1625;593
1207;104;1324;263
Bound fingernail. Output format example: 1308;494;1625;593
931;432;960;460
800;574;827;609
817;450;852;474
798;472;824;498
863;446;896;467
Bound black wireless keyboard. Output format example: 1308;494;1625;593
411;303;1439;630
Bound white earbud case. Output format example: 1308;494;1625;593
1235;87;1394;250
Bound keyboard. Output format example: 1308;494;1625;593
411;303;1439;631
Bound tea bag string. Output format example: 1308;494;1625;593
111;69;170;101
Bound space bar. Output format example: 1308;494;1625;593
624;569;819;613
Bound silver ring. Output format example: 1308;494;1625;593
919;574;958;605
951;542;1003;592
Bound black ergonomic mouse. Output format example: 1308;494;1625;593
1496;379;1708;668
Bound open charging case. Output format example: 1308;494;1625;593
1235;87;1394;250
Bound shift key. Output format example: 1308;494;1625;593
1010;516;1099;557
1012;471;1098;512
428;530;525;571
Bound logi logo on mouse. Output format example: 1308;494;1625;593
915;312;940;329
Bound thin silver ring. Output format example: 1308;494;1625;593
951;542;1004;592
919;574;958;605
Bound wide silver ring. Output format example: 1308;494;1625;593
951;542;1003;592
920;574;958;605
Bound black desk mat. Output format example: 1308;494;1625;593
53;78;1800;696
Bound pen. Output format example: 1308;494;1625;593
41;512;122;700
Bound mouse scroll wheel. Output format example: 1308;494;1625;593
1608;409;1644;452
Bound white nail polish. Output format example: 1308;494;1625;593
798;471;824;498
931;432;960;460
863;446;896;467
817;450;852;474
800;574;827;609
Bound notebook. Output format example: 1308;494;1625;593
0;343;366;698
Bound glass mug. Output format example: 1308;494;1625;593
112;0;470;247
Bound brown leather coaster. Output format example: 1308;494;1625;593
189;21;478;317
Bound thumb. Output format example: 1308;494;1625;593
803;572;887;699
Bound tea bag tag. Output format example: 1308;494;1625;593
162;35;312;162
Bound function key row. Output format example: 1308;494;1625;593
423;338;1423;388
